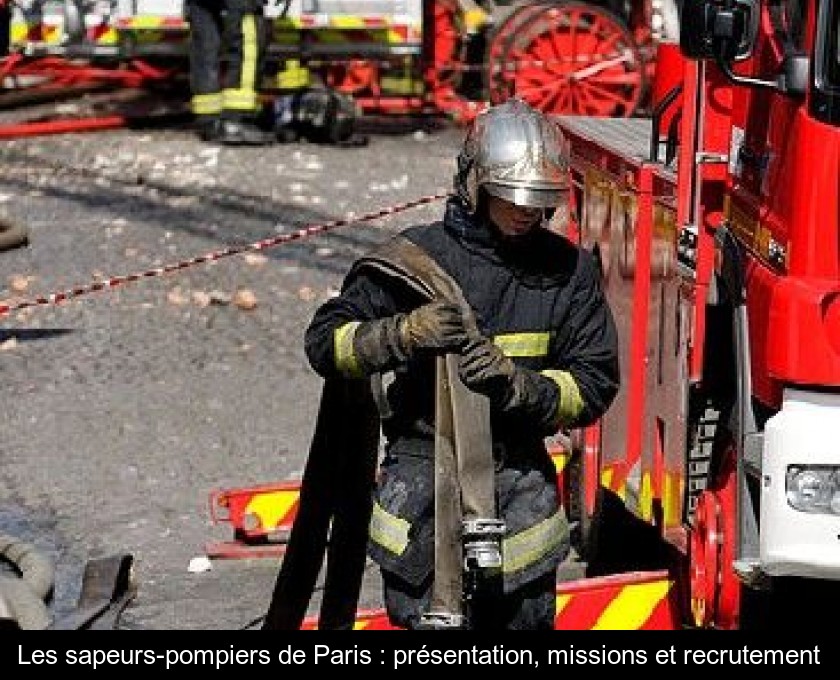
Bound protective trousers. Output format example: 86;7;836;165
187;0;266;120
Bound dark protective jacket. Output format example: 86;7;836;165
304;197;620;596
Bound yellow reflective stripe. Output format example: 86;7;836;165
371;506;569;572
191;93;223;115
369;501;410;556
306;29;399;45
334;321;363;378
463;8;489;32
276;59;310;89
541;369;584;426
120;16;163;29
241;14;258;97
244;490;298;530
379;75;423;95
11;22;61;44
493;332;550;358
385;28;406;44
273;16;398;29
93;27;118;44
592;580;672;630
331;16;366;28
274;17;302;28
503;509;568;575
219;15;260;112
10;24;29;43
222;88;260;111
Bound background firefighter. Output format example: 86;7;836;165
264;98;620;630
186;0;273;145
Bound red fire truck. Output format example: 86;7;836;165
556;0;840;628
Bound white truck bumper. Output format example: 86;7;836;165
760;388;840;579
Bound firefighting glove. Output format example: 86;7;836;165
350;299;469;375
458;336;563;434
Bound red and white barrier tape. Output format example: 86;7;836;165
0;191;448;318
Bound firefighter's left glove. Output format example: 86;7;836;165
350;300;469;376
459;336;563;434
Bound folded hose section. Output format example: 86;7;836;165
261;377;381;629
0;531;55;629
0;216;28;251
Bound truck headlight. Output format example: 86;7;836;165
786;466;840;515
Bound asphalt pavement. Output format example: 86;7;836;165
0;105;463;630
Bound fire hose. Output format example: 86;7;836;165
0;531;55;630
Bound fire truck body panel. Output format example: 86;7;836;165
730;85;840;401
746;117;840;390
556;0;840;626
559;115;689;534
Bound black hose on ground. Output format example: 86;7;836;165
0;532;55;630
0;216;29;251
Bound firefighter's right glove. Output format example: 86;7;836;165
351;300;469;375
399;299;470;354
458;336;563;435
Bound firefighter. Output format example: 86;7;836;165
298;98;620;630
1;0;10;57
186;0;273;145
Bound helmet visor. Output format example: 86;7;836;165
484;181;569;209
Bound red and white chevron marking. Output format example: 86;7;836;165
0;192;448;318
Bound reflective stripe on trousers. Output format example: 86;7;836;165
369;500;568;578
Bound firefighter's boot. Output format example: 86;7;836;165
194;116;222;143
214;118;274;146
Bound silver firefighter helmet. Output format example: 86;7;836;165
454;97;571;213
